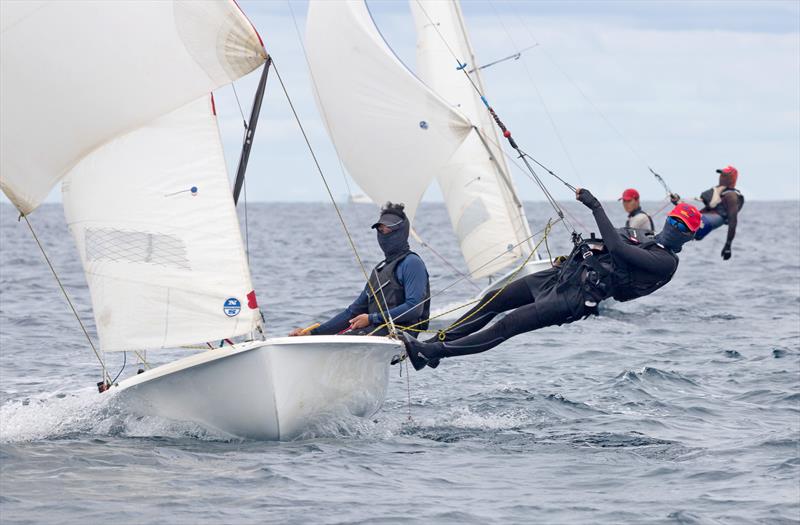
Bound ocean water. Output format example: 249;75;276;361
1;200;798;524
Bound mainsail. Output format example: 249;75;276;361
410;0;536;279
1;1;267;352
62;96;260;351
305;0;472;221
1;0;266;214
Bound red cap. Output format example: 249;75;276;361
716;165;738;187
618;188;640;201
668;202;702;232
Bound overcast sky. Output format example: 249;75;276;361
27;0;800;204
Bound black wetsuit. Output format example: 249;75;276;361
409;191;679;363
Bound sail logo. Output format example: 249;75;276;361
224;297;241;317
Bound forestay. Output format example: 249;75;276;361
0;0;266;214
62;96;260;352
410;0;536;279
305;0;472;221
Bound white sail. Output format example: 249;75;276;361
410;0;536;279
0;0;266;214
62;96;260;352
305;0;472;222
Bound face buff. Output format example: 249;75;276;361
377;216;410;260
655;218;694;253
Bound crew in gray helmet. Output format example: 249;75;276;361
289;202;431;337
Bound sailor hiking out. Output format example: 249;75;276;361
289;202;430;337
401;189;702;370
694;165;744;260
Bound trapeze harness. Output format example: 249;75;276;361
700;186;745;222
569;228;678;308
366;250;430;330
625;208;654;231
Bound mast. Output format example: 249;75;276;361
233;57;272;205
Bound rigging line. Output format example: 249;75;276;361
467;44;539;73
479;130;580;234
410;227;481;292
505;3;655;176
388;219;554;335
412;0;485;104
244;176;250;264
649;167;673;196
486;1;584;186
110;351;127;385
270;59;392;329
231;83;248;130
134;350;150;370
404;359;412;421
286;0;355;201
470;126;538;258
20;213;110;384
412;0;576;223
385;218;562;325
518;148;576;192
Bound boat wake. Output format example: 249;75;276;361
0;390;232;443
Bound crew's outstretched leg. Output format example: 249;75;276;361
429;268;558;343
404;287;582;371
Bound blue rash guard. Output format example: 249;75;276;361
311;253;428;335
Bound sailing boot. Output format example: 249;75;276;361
400;332;445;371
402;328;510;370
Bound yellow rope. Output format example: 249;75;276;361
373;220;554;338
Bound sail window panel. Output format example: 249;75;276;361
62;96;259;352
85;229;191;271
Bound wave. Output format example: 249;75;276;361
614;366;700;387
0;390;234;443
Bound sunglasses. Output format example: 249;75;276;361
667;216;691;233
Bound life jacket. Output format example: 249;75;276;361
625;207;654;231
366;250;431;330
561;229;678;303
700;186;745;221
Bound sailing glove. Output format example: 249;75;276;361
721;243;732;260
576;188;601;210
669;193;681;205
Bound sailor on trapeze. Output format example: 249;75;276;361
402;188;702;370
692;165;744;260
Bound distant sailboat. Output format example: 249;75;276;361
1;0;402;440
305;0;552;321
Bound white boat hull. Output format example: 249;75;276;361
113;336;403;440
430;259;554;323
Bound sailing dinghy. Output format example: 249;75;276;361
1;0;402;440
305;0;552;322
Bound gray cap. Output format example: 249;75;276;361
371;212;405;229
